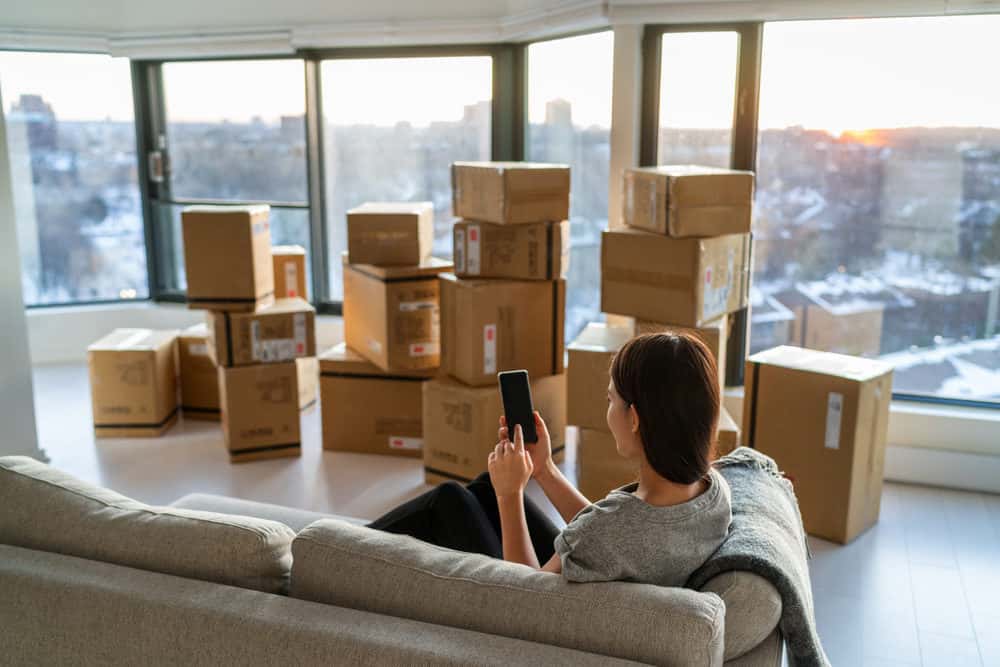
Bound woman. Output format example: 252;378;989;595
367;331;732;585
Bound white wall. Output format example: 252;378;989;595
0;87;43;460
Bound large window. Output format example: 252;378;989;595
751;16;1000;404
320;56;492;299
1;51;147;306
527;32;614;340
156;59;310;294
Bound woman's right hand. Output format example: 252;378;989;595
499;411;552;480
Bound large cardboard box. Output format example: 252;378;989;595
566;323;633;432
453;220;569;281
87;329;179;437
272;245;307;300
319;343;432;458
178;323;219;421
451;162;570;224
630;316;729;391
296;356;319;411
422;373;566;483
623;166;753;237
439;274;565;387
715;407;740;458
206;298;316;367
602;229;750;327
347;202;434;266
219;362;301;463
576;428;637;501
342;256;452;372
182;205;274;312
743;345;893;543
793;303;884;358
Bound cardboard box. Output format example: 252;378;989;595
273;245;307;300
342;255;452;372
793;303;884;358
451;162;570;224
743;345;893;544
422;373;566;483
452;219;569;281
601;229;751;327
319;343;433;458
566;323;633;432
178;323;219;421
219;362;301;463
623;166;754;237
576;428;638;501
715;407;740;457
87;329;179;437
206;298;316;367
630;316;728;391
296;356;319;411
439;274;565;387
347;202;434;266
182;205;274;312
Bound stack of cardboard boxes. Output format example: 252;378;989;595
567;165;753;498
422;162;571;484
326;202;450;458
181;205;318;463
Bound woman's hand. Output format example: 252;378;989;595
488;425;534;498
498;412;553;480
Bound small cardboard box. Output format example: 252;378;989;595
566;323;633;432
219;361;301;463
422;373;566;483
319;343;433;458
451;162;570;224
439;274;566;387
178;323;219;421
296;356;319;411
182;205;274;312
630;316;729;391
623;165;754;237
87;329;179;437
347;202;434;267
794;303;884;358
206;298;316;367
342;255;452;372
715;406;740;458
743;345;893;544
602;229;751;327
453;219;569;281
272;245;307;300
576;428;637;501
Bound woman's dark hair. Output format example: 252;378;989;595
610;332;720;484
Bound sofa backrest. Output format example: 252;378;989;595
291;519;727;666
0;456;295;594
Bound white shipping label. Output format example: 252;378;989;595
188;343;209;357
467;224;481;275
454;229;466;274
258;339;295;362
483;324;497;375
293;312;307;356
701;251;735;322
368;338;383;355
409;342;440;357
399;300;437;313
824;392;844;450
388;436;423;451
284;262;299;297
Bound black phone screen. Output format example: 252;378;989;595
498;370;538;444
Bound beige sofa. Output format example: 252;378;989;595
0;456;783;666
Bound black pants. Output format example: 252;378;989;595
367;473;560;562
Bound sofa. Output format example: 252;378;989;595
0;456;784;665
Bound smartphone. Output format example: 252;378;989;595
498;370;538;444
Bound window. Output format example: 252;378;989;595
527;32;614;340
752;16;1000;404
320;56;492;299
1;51;147;306
156;59;310;294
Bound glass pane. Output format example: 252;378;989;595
1;51;147;305
163;59;307;203
527;32;614;341
657;32;739;167
753;16;1000;404
320;56;492;299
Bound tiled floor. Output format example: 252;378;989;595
30;363;1000;666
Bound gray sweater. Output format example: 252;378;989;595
554;468;732;586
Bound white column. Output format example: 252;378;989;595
607;23;643;232
0;86;44;460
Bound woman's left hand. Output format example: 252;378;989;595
488;425;534;498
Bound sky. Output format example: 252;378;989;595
2;14;1000;133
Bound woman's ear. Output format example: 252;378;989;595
628;404;640;434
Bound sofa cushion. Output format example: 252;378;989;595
291;519;726;666
702;571;782;661
171;492;366;532
0;456;295;594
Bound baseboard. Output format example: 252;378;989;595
884;445;1000;494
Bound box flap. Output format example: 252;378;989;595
748;345;893;381
88;328;177;352
342;252;452;281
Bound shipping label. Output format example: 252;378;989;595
454;228;466;273
483;323;497;375
284;261;298;298
824;392;844;450
467;224;481;275
188;343;209;357
388;436;423;451
409;342;440;357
